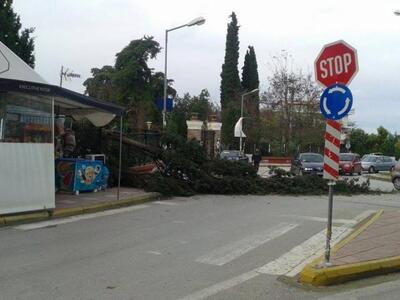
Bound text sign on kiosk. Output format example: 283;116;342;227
315;40;358;87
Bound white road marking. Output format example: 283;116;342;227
196;223;298;266
259;225;351;277
173;220;185;224
153;201;179;206
14;205;149;230
147;251;162;255
282;215;356;225
259;210;376;277
178;269;259;300
180;210;376;300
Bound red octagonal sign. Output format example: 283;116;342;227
315;40;358;87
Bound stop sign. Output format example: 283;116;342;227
315;40;358;87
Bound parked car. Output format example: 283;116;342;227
339;153;362;175
391;161;400;190
291;153;324;176
361;152;384;161
361;155;396;173
220;150;249;162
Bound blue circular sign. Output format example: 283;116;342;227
319;83;353;120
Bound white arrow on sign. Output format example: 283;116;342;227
328;86;346;94
323;97;331;114
338;98;351;115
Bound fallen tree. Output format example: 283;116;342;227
137;134;372;197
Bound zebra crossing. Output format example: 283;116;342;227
182;210;376;300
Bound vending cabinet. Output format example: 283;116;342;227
55;158;109;194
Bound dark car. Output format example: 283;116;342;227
291;153;324;176
339;153;362;175
361;155;396;173
220;150;248;162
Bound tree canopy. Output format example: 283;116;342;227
83;36;176;131
260;53;323;155
220;12;241;148
0;0;35;67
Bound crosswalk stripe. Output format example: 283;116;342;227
178;269;259;300
258;210;376;277
196;223;298;266
281;214;357;224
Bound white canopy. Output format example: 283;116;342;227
234;117;246;138
0;41;124;126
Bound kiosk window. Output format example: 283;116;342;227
0;92;53;143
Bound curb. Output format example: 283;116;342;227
300;209;388;286
0;192;161;227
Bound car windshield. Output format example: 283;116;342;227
221;151;240;158
362;156;377;162
340;154;354;161
300;154;323;163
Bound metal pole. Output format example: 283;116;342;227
163;30;168;128
240;94;244;153
325;180;335;264
117;115;123;201
59;66;64;87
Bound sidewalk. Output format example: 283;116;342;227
0;188;161;226
300;210;400;286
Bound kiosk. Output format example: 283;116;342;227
0;41;124;214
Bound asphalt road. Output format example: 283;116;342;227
1;192;400;300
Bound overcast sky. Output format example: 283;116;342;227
13;0;400;133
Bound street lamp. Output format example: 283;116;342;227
239;88;259;154
162;16;206;128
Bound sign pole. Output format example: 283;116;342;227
325;180;335;264
315;40;358;268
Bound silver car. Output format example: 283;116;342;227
361;155;396;173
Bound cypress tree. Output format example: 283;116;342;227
241;46;260;118
0;0;35;67
241;46;260;152
220;12;241;148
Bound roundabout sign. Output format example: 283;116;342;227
319;83;353;120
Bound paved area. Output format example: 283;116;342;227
332;210;400;265
56;187;147;209
3;194;400;299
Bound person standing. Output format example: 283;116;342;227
252;148;262;172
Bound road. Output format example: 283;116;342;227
1;191;400;300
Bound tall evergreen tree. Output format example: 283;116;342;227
0;0;35;67
220;12;241;148
241;46;260;118
241;46;260;151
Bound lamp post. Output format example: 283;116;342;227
239;88;259;154
163;17;206;128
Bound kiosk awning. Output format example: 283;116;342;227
0;41;125;126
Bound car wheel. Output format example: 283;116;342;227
393;177;400;190
368;166;375;173
358;171;362;175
